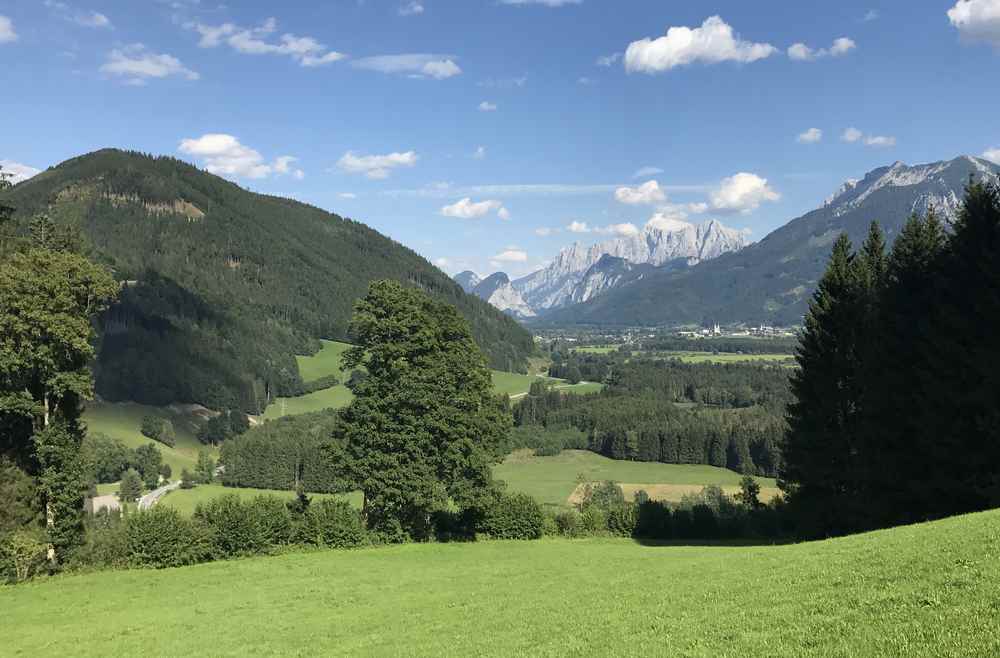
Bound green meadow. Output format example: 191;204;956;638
494;449;777;509
296;340;354;383
658;351;795;365
82;401;213;474
4;510;998;657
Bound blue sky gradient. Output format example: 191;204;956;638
2;0;999;276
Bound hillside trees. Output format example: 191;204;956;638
333;280;511;540
0;219;118;561
783;183;1000;535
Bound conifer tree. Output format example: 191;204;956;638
781;234;868;536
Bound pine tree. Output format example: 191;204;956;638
118;469;143;503
781;234;869;536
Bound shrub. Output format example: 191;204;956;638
478;493;544;540
606;503;637;537
180;469;196;489
431;509;476;542
123;507;212;568
635;500;673;540
579;481;624;511
248;496;294;547
69;509;128;571
118;469;143;502
159;464;172;481
140;416;176;448
579;506;607;536
554;509;581;537
296;500;368;549
1;529;48;583
194;495;270;558
541;513;560;537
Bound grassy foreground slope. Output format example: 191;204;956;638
5;510;999;657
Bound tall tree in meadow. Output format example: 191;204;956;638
334;280;511;540
781;234;869;536
864;212;946;525
0;218;118;561
919;182;1000;515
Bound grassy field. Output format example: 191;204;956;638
495;449;776;509
82;402;213;474
160;484;362;516
5;510;999;657
262;385;355;420
491;371;602;398
296;340;353;383
571;345;620;354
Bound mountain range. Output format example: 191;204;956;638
0;149;535;413
459;218;750;318
532;156;1000;327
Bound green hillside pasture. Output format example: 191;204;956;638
82;401;212;474
495;449;775;509
160;484;362;517
491;371;603;398
571;345;620;354
262;385;354;420
296;340;353;383
5;510;999;657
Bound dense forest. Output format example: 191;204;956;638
0;150;534;413
514;354;789;477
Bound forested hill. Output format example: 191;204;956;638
1;149;534;412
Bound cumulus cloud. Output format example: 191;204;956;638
596;52;622;67
478;101;498;112
709;173;780;213
567;221;590;233
0;159;41;183
614;180;667;205
595;222;640;237
842;127;896;147
788;37;857;61
440;198;508;220
625;16;777;74
646;212;695;233
188;18;345;67
492;248;528;263
0;16;16;44
45;2;112;28
399;1;424;16
179;134;303;180
337;151;417;179
797;128;823;144
948;0;1000;48
982;147;1000;164
101;44;199;84
352;54;462;79
633;166;664;178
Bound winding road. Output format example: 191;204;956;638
138;480;181;510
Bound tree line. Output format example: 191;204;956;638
782;182;1000;537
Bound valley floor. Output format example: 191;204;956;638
5;510;998;657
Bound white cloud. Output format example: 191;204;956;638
982;147;1000;164
864;135;897;147
595;222;639;237
77;11;111;28
337;151;418;179
179;134;303;180
383;181;708;199
352;54;461;79
633;166;664;178
44;2;112;29
188;18;345;67
841;127;864;143
797;128;823;144
596;52;622;67
479;101;498;112
101;44;199;84
863;9;879;22
477;76;528;88
434;257;450;269
440;197;508;220
338;192;358;199
473;146;487;159
788;37;857;61
615;180;667;205
709;172;780;213
492;249;528;264
0;16;16;44
567;221;590;233
625;16;777;74
534;227;558;236
948;0;1000;48
842;127;897;148
646;212;694;233
499;0;581;6
0;159;41;183
399;1;424;16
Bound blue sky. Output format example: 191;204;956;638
2;0;1000;277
